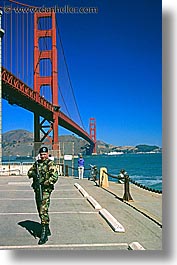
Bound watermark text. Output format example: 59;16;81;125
2;5;98;14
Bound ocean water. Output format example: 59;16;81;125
3;153;162;192
74;153;162;191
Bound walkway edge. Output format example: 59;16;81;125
99;208;125;233
87;196;102;210
128;241;145;250
74;183;125;233
74;183;89;198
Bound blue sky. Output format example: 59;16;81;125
1;0;162;146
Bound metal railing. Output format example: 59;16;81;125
99;167;162;202
0;161;65;176
100;169;133;201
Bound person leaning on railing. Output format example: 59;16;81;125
78;154;84;179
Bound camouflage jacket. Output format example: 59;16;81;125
27;159;58;191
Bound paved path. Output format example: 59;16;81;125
103;181;162;226
0;175;162;250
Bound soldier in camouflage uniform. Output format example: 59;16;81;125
27;146;58;245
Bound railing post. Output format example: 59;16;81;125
99;167;109;188
61;164;64;176
65;165;69;177
123;174;133;201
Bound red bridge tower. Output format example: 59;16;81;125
89;118;97;154
33;12;59;155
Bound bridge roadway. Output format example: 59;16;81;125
1;67;94;145
0;175;162;250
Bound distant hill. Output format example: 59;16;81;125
2;130;88;156
97;141;161;154
2;130;34;156
2;129;162;157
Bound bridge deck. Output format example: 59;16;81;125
0;175;162;250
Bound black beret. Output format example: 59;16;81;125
39;146;48;153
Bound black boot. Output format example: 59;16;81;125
46;224;51;236
38;225;48;245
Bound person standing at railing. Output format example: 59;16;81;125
78;154;84;179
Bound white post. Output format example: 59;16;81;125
0;10;5;164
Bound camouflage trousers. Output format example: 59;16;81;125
35;189;52;225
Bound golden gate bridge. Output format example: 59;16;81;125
0;1;97;161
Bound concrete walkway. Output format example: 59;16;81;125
103;181;162;226
0;175;162;250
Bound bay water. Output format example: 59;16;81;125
3;152;162;192
74;153;162;191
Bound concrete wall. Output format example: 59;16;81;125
0;162;63;176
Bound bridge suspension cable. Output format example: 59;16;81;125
8;0;37;8
1;1;89;134
5;0;86;130
56;18;86;131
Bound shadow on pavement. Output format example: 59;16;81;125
18;220;41;239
